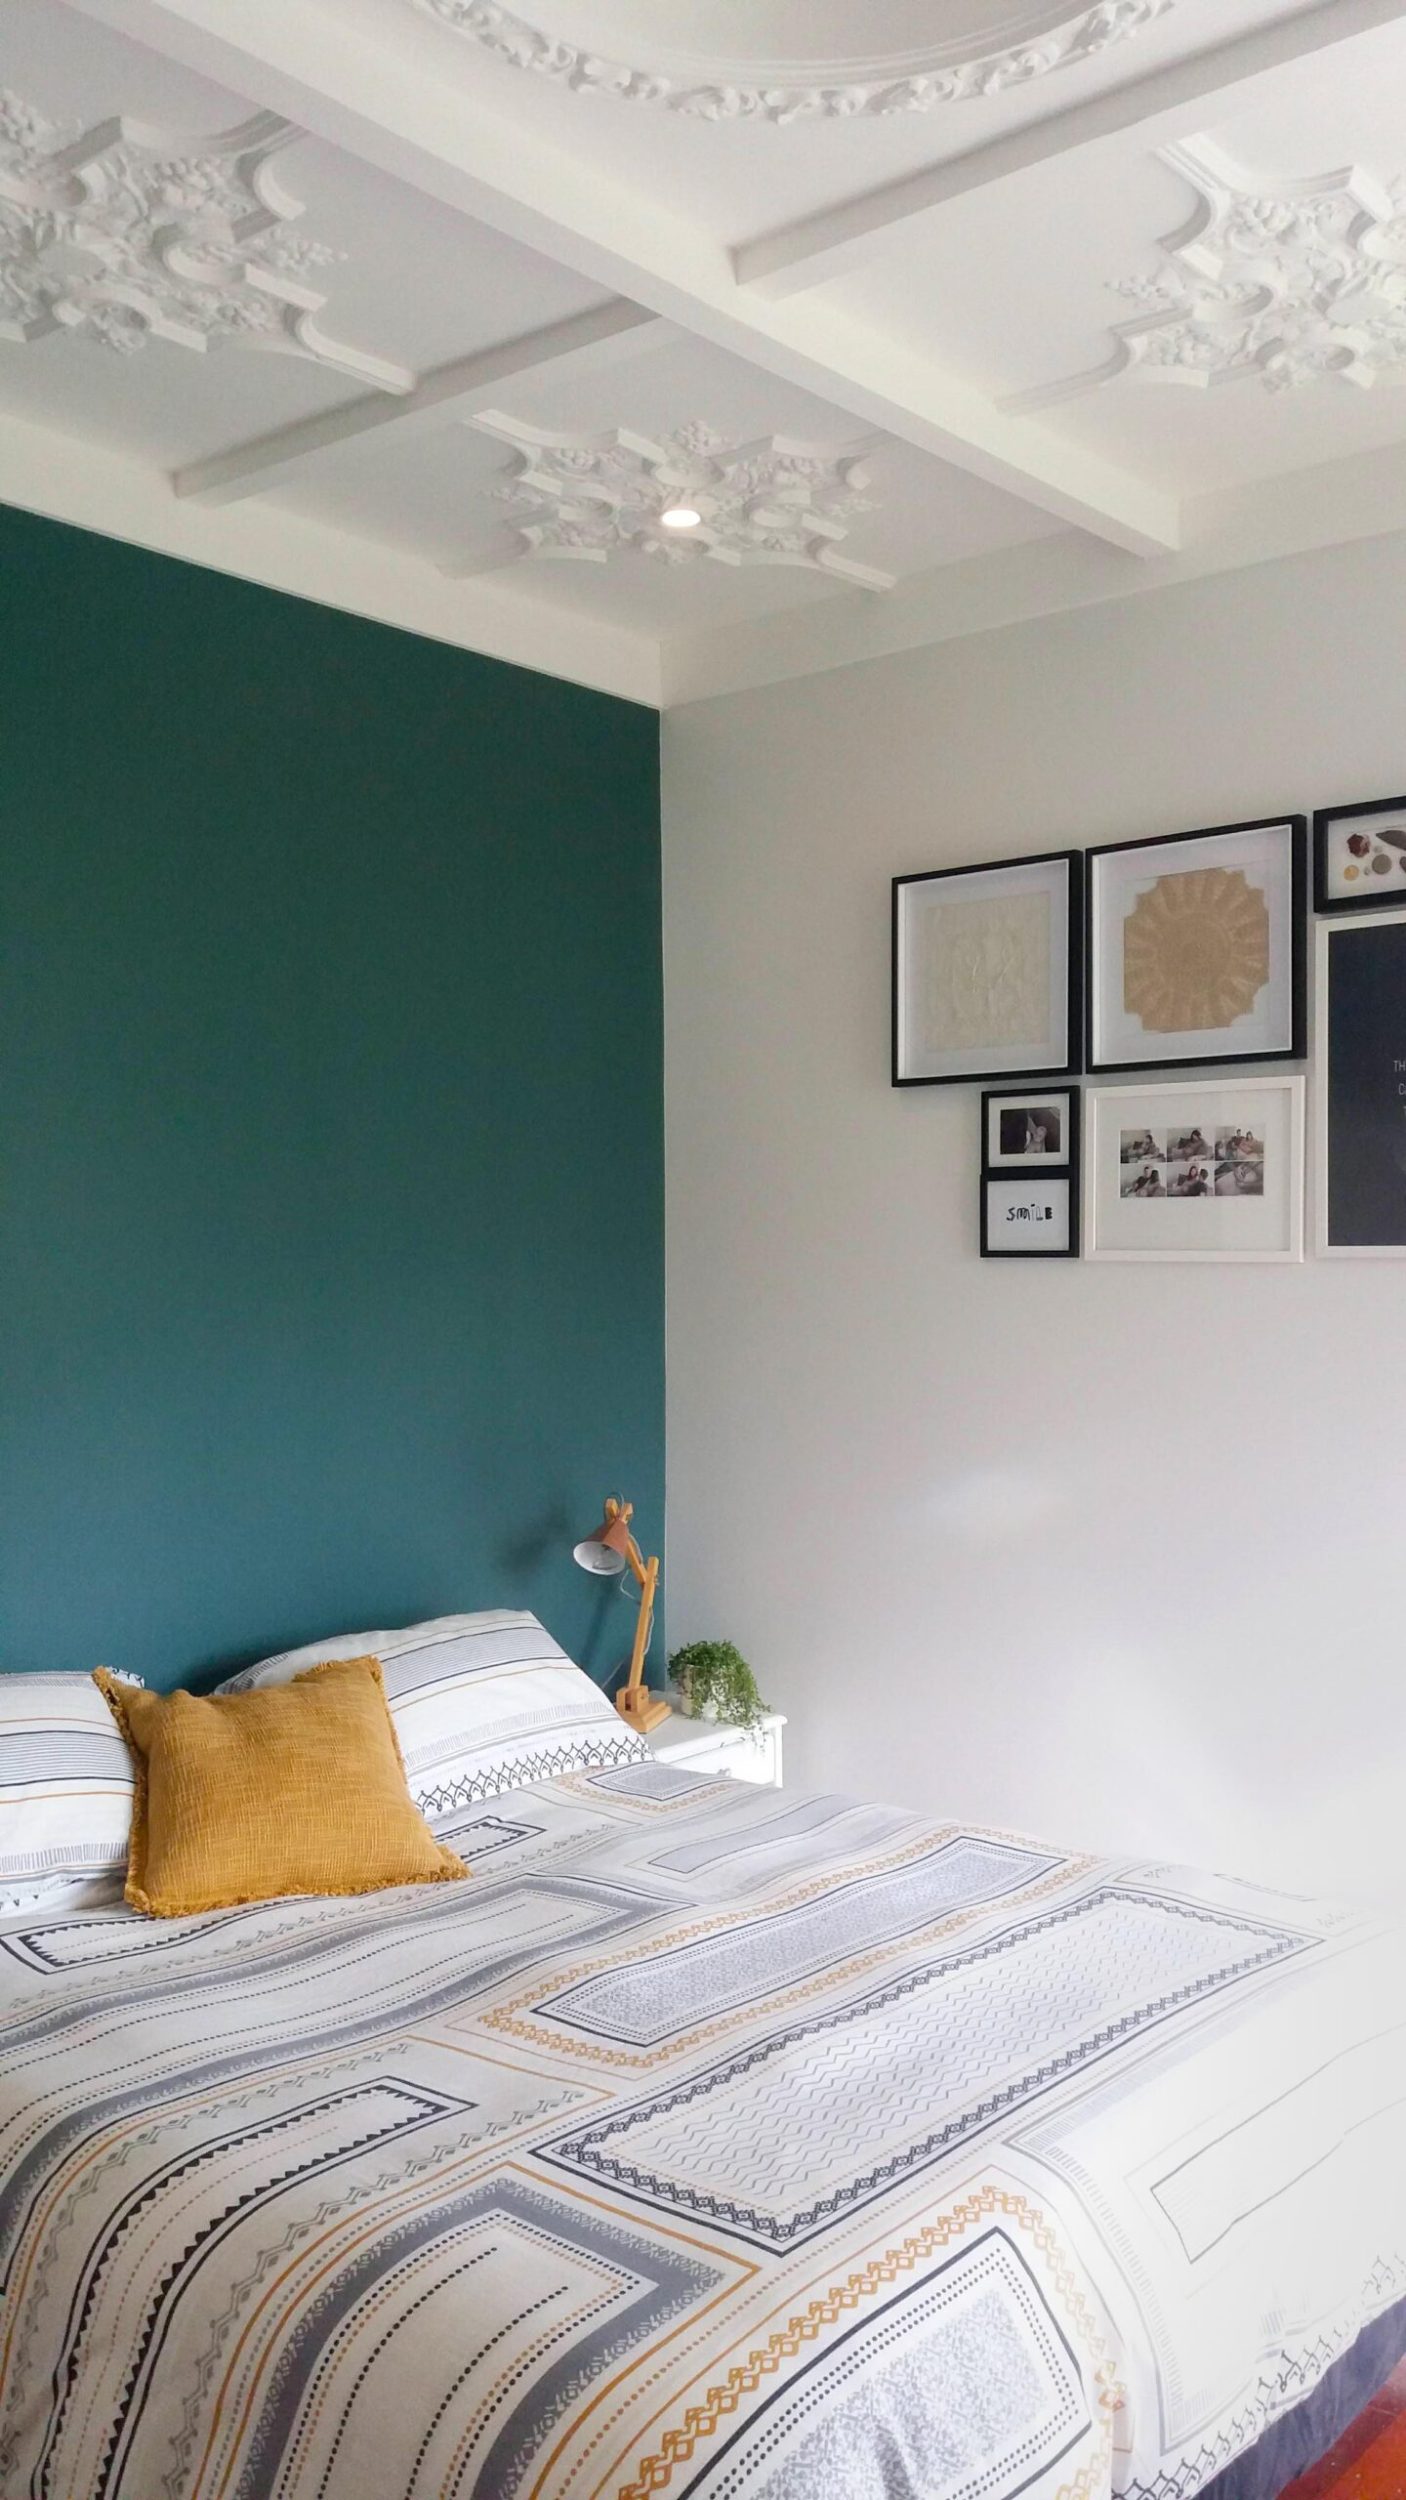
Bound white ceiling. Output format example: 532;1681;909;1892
4;0;1406;705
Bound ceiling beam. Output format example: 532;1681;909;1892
174;299;664;503
733;0;1406;298
61;0;1180;558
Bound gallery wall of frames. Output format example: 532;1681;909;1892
890;799;1406;1264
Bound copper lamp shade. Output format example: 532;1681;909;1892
572;1504;634;1575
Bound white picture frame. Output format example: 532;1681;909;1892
1315;911;1406;1258
1085;1075;1305;1262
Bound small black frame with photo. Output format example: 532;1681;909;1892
1313;795;1406;915
980;1087;1080;1259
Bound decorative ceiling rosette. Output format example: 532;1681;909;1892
1008;138;1406;409
412;0;1175;123
1122;868;1270;1034
466;415;893;587
0;86;410;387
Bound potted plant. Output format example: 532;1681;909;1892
668;1639;767;1734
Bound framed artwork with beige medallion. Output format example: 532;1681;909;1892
1086;816;1306;1075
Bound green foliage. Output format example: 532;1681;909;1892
668;1638;767;1734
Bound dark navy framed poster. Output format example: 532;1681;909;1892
1317;911;1406;1255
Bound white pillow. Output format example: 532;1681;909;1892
0;1670;143;1907
217;1612;646;1816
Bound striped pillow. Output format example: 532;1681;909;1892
0;1669;144;1906
216;1613;646;1818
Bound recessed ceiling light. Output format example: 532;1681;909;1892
659;505;702;530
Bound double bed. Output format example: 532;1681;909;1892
1;1732;1402;2499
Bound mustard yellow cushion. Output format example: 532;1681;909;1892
93;1656;467;1917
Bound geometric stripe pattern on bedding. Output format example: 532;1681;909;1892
216;1610;648;1813
0;1763;1401;2500
0;1669;143;1905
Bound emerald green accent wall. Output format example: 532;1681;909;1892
0;505;662;1691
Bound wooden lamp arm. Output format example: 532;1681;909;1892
622;1533;649;1588
624;1551;658;1689
592;1496;669;1733
619;1544;665;1733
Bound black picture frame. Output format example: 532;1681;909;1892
980;1171;1079;1259
980;1087;1080;1258
1085;815;1307;1075
1313;796;1406;915
981;1085;1081;1173
892;849;1084;1089
1316;911;1406;1256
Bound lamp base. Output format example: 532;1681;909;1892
616;1685;671;1734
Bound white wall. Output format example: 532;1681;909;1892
663;530;1406;1905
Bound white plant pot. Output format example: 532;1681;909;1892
675;1688;720;1722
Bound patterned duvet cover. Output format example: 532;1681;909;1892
0;1759;1401;2500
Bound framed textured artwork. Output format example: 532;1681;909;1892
1313;796;1406;914
981;1174;1078;1258
983;1087;1078;1171
1084;1075;1304;1262
1086;817;1306;1074
1316;912;1406;1256
892;851;1082;1087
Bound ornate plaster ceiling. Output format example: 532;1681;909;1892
1009;138;1406;408
9;0;1406;706
0;85;410;386
414;0;1174;121
466;415;893;587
